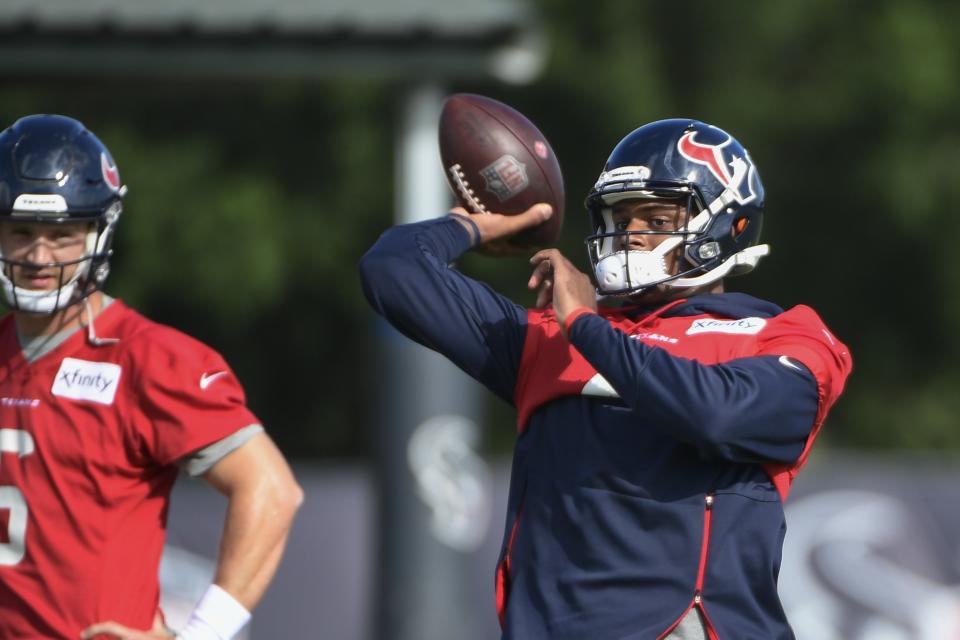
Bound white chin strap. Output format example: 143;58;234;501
671;244;769;288
1;280;82;313
593;187;770;294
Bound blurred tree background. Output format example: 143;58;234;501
4;0;959;457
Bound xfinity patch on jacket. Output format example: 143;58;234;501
686;317;767;335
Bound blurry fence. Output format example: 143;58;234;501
163;453;960;639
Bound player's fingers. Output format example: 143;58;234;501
529;247;560;266
80;620;131;638
534;249;578;282
527;258;553;289
149;611;170;635
534;279;553;308
504;203;552;234
150;612;165;634
468;203;551;244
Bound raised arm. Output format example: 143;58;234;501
359;205;552;403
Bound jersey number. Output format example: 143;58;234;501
0;429;35;566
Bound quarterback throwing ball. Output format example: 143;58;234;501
361;118;852;639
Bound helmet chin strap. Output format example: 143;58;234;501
670;244;769;288
1;278;81;313
83;296;118;346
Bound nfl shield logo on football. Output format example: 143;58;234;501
480;154;529;202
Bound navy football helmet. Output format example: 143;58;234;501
0;114;125;313
585;118;768;296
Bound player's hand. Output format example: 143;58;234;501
80;611;174;640
450;202;553;255
528;248;597;332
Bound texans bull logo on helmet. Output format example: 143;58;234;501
677;130;759;206
100;152;121;192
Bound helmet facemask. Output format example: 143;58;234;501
585;170;721;296
0;203;121;314
585;169;769;298
583;120;772;299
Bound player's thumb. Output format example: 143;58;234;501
516;203;553;229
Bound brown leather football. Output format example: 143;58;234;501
439;93;564;251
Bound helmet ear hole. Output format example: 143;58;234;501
732;217;749;238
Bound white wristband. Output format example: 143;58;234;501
176;584;251;640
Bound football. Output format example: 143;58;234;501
438;93;564;251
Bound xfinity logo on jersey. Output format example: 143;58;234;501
686;317;767;336
51;358;122;405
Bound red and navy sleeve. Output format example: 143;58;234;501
566;310;848;465
359;217;528;404
755;305;853;494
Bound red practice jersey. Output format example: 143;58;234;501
0;300;258;639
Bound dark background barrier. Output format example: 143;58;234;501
165;453;960;639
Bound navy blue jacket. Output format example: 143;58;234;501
359;217;851;639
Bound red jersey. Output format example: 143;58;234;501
0;300;258;639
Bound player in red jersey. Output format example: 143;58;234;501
0;115;303;640
361;119;852;638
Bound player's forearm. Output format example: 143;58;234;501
172;452;301;640
211;470;302;609
568;312;819;463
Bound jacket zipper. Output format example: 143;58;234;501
658;493;719;639
495;499;525;628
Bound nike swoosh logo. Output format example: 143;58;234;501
778;355;804;372
199;371;229;390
